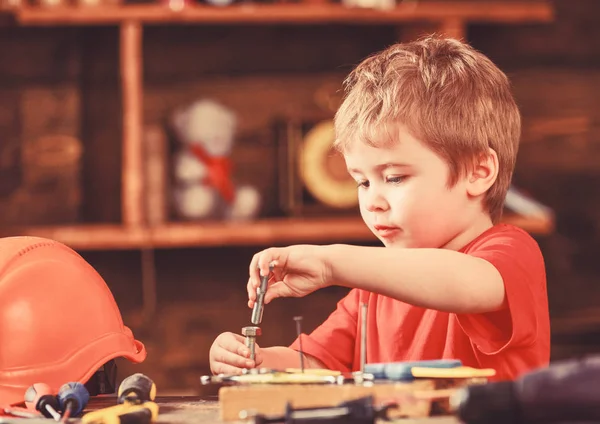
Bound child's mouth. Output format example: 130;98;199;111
373;225;401;238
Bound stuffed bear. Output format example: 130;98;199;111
171;99;261;221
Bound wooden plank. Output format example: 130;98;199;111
218;380;436;421
83;397;462;424
148;217;377;248
79;30;122;224
0;27;81;81
0;223;149;249
120;20;144;227
0;213;553;250
14;2;554;26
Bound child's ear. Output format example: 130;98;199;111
467;148;498;197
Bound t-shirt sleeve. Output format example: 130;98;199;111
288;289;360;372
457;228;546;355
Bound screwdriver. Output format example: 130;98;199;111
81;373;159;424
24;383;62;421
251;264;273;325
117;374;156;405
57;382;90;422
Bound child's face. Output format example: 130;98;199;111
344;126;477;250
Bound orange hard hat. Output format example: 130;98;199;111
0;236;146;406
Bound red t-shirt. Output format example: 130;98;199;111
289;224;550;381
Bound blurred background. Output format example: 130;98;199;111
0;0;598;395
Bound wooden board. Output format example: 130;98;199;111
218;380;437;421
78;397;462;424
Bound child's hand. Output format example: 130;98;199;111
247;245;331;308
209;332;263;375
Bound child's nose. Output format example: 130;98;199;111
364;189;389;212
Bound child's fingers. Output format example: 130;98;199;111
249;252;262;291
264;281;294;304
214;347;255;369
247;277;256;305
254;348;264;367
218;333;248;354
212;363;246;376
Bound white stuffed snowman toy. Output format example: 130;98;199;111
171;99;261;221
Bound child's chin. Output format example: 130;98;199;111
380;237;406;248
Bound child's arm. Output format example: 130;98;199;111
324;245;505;314
260;346;327;369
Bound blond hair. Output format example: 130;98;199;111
333;36;521;223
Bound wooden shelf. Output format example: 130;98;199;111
6;0;556;253
14;2;554;26
0;213;554;250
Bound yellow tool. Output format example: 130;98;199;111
81;402;159;424
81;374;159;424
411;366;496;379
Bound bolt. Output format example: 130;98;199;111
242;326;262;362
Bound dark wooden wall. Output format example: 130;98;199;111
1;0;600;393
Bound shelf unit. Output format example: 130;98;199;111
14;2;554;26
5;1;555;251
1;213;553;250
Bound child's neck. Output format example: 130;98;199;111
442;213;494;251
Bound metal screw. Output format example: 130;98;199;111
242;326;262;362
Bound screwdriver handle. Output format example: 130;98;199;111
118;374;156;405
365;359;462;381
24;383;62;420
58;382;90;416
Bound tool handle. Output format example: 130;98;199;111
118;408;153;424
118;374;156;405
365;359;462;381
58;382;90;416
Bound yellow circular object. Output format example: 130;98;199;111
299;120;358;209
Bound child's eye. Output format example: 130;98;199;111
356;180;370;188
386;176;406;184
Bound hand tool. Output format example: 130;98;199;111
117;373;156;405
364;359;463;381
360;303;367;374
293;316;305;373
81;373;158;424
24;383;62;421
202;372;339;385
450;355;600;424
239;395;397;424
242;326;262;362
57;382;90;421
251;264;273;326
81;401;159;424
200;369;372;385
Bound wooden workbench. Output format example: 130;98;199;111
84;396;461;424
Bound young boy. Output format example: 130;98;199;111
209;36;550;381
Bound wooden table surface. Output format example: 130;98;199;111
83;396;461;424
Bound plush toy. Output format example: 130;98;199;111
171;99;261;221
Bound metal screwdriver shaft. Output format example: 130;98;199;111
360;303;368;374
251;264;273;325
294;316;305;373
